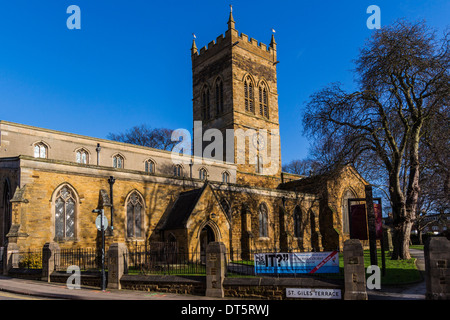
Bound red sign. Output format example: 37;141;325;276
374;203;382;240
350;203;383;240
308;251;338;274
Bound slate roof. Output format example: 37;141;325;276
162;185;205;230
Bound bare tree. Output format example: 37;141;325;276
282;159;321;176
302;20;449;259
108;124;176;151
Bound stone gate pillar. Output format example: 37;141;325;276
41;242;60;282
424;237;450;300
343;239;368;300
205;242;226;298
107;243;128;290
3;243;19;275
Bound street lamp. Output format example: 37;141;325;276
93;208;106;291
108;176;116;235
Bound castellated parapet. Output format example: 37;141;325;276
191;11;277;67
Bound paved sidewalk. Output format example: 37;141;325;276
367;249;426;300
0;249;428;300
0;275;218;300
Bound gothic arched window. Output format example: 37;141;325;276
259;83;269;118
54;185;77;239
76;148;89;164
126;191;144;238
145;159;155;174
244;76;254;114
113;154;124;169
259;203;269;238
215;79;224;115
173;164;183;177
199;168;208;181
294;206;302;238
202;86;211;121
34;142;48;159
222;171;230;183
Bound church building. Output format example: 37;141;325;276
0;10;368;258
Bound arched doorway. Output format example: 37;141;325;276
200;224;216;263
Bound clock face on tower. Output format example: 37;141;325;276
252;132;266;151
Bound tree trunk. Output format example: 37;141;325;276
389;170;412;260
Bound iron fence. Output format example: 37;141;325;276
124;247;206;275
122;245;343;280
54;248;106;272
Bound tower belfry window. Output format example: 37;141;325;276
259;84;269;118
244;77;254;114
216;80;224;115
202;87;210;121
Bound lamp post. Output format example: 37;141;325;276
93;208;106;291
108;176;116;235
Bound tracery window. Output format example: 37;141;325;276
126;192;144;238
54;185;76;239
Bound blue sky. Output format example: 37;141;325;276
0;0;448;165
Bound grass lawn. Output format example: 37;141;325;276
123;247;423;286
361;249;422;286
230;249;422;285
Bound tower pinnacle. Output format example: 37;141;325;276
191;34;198;55
227;5;235;30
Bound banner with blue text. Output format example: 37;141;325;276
254;251;339;274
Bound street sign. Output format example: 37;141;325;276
95;214;108;231
286;288;342;299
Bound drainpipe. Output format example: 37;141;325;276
96;143;101;165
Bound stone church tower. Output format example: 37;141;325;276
191;8;281;188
